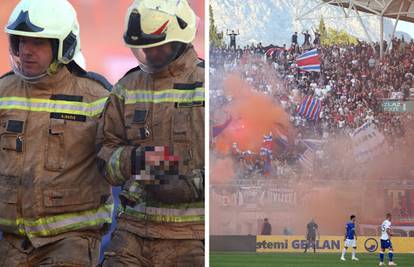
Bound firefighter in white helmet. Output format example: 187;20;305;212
0;0;112;266
97;0;205;266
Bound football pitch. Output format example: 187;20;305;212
210;252;413;267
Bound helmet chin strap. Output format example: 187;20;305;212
12;60;63;83
13;70;48;83
138;63;163;74
47;60;63;76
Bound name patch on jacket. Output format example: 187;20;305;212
175;101;205;108
50;94;87;122
173;81;203;90
173;82;204;108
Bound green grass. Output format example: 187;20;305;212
210;252;413;267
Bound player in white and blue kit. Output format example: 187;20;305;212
340;215;359;261
379;213;397;266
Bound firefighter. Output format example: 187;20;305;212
97;0;205;266
0;0;112;266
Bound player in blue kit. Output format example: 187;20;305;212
379;213;397;266
340;215;359;261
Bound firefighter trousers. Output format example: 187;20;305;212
102;229;204;267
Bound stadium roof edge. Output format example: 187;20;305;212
322;0;414;23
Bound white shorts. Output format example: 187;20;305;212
344;239;357;248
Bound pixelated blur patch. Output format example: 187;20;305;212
138;146;181;185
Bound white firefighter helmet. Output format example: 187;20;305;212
123;0;196;49
5;0;84;80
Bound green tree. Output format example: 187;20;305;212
318;17;328;45
209;5;223;48
320;25;358;47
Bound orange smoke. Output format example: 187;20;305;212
210;156;235;184
214;74;291;154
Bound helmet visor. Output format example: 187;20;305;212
131;42;184;73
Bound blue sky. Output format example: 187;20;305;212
212;0;409;46
394;20;414;40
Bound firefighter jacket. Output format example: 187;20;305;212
0;67;113;247
97;45;204;239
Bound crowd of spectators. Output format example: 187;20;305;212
210;30;414;181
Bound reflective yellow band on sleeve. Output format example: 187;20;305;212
124;88;205;104
107;147;127;184
0;204;114;238
122;204;204;223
